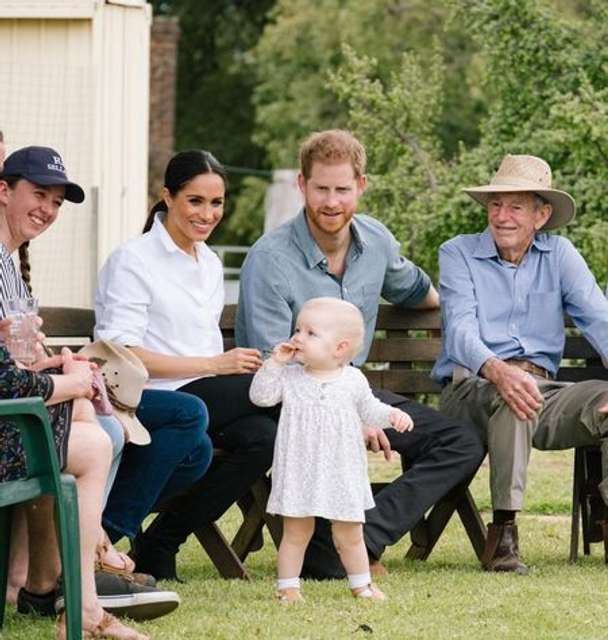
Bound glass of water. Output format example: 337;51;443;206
4;297;39;365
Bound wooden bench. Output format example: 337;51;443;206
41;304;608;572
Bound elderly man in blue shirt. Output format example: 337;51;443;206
434;154;608;574
237;129;484;579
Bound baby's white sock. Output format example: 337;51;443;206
348;572;371;590
277;577;301;590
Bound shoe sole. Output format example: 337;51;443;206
55;592;181;621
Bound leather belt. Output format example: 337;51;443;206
504;359;552;379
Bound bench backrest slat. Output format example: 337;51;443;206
41;307;95;340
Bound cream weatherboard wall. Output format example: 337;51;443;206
0;0;151;307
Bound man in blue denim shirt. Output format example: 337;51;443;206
237;129;484;578
434;154;608;574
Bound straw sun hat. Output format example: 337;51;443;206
463;154;575;230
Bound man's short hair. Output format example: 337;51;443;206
299;129;367;179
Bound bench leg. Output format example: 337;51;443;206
570;448;584;563
231;489;266;561
232;476;282;561
251;477;282;549
193;523;250;580
456;489;487;560
405;482;485;561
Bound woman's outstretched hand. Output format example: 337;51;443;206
213;347;263;374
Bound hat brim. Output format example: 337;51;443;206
113;409;151;446
463;185;576;230
21;173;85;204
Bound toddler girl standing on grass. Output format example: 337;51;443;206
249;297;413;603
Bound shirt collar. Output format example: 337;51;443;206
349;216;367;252
292;210;329;269
531;233;552;252
0;243;11;260
151;211;201;257
473;227;553;259
292;209;365;270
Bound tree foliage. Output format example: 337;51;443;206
149;0;274;243
323;0;607;285
251;0;482;167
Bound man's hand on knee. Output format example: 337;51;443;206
481;357;542;421
363;426;392;462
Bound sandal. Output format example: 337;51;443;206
57;610;150;640
276;587;304;603
96;533;155;587
97;533;136;574
351;583;386;601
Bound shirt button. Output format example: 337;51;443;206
343;287;348;294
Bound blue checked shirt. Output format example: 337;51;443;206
236;210;432;365
432;228;608;384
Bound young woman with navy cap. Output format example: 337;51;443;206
0;146;150;639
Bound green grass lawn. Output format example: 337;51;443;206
4;449;607;639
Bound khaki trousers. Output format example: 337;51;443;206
440;376;608;510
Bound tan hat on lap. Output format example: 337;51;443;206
80;341;151;445
463;154;576;230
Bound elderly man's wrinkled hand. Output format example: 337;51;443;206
482;357;543;421
363;425;392;462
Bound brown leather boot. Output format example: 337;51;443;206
481;522;528;575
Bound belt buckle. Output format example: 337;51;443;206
526;361;548;379
508;359;547;379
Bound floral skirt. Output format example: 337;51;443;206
0;399;73;482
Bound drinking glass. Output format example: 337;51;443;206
4;297;39;365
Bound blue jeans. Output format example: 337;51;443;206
96;414;125;508
103;389;212;541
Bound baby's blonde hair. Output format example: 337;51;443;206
299;297;365;363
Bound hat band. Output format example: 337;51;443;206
107;388;138;414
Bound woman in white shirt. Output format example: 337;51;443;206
95;150;278;579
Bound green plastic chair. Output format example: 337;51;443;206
0;397;82;639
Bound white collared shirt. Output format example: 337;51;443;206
95;213;224;390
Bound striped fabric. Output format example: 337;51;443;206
0;244;29;318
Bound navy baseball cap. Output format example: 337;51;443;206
0;146;85;203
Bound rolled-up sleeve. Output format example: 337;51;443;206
381;230;431;307
439;241;495;374
95;249;152;346
236;249;294;353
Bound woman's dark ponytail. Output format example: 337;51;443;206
143;200;168;233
